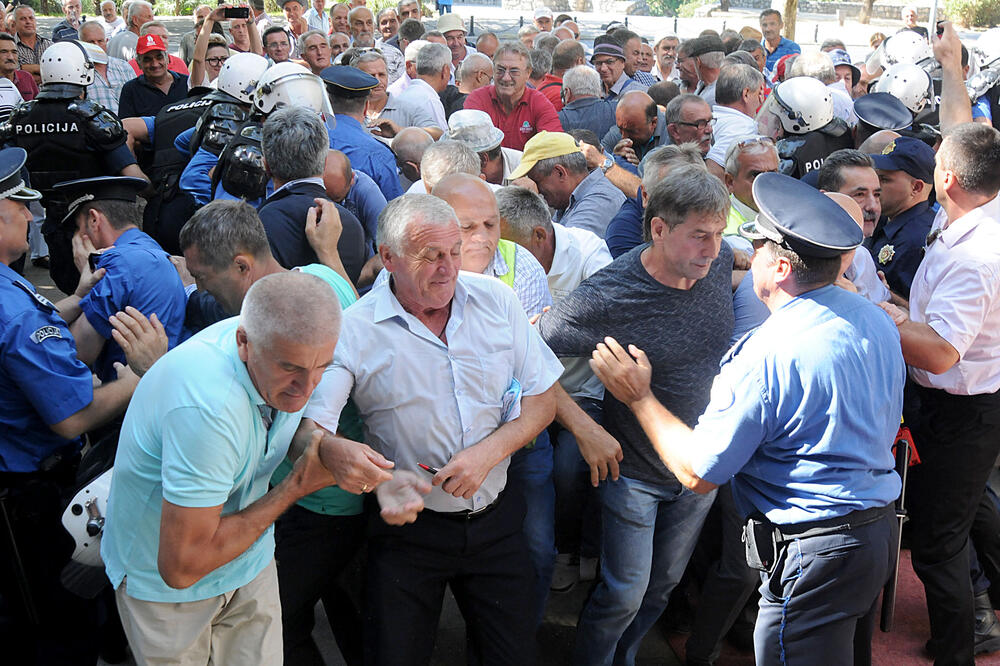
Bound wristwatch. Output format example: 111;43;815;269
600;154;614;174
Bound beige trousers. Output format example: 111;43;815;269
115;559;283;666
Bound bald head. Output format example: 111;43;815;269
824;191;864;228
432;173;499;274
616;91;659;147
392;127;434;182
857;130;902;156
323;150;353;202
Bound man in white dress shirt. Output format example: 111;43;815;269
395;41;449;132
302;193;562;665
706;64;765;178
881;122;1000;665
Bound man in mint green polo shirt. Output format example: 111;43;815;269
101;271;363;665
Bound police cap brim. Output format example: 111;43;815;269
52;176;148;226
0;147;42;202
751;172;863;259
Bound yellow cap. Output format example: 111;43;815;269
508;131;583;180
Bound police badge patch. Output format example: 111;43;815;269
30;326;62;343
878;244;895;265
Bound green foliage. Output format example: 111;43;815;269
944;0;1000;27
646;0;682;17
676;0;713;18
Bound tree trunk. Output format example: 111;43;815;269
720;0;730;11
858;0;874;24
783;0;797;42
40;0;51;17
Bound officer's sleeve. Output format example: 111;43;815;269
374;150;404;200
103;142;140;174
687;360;771;486
3;311;94;426
80;253;130;341
160;405;245;507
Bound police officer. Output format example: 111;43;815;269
0;40;145;294
969;28;1000;129
321;65;404;200
866;136;937;299
755;76;854;179
0;147;163;665
589;172;905;664
178;52;270;206
51;176;187;385
211;61;330;204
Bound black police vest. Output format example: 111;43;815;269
777;125;854;180
188;91;251;157
212;119;267;200
149;93;213;189
988;84;1000;131
5;98;106;198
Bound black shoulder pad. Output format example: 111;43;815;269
81;107;128;150
67;98;106;120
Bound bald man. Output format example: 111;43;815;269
430;173;556;629
390;127;435;191
604;90;671;170
323;149;387;255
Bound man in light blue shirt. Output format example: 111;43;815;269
102;272;357;664
590;173;904;666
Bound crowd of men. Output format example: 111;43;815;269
2;2;1000;666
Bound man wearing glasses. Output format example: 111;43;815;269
590;38;645;102
665;93;714;157
463;40;562;151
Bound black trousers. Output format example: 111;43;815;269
363;490;536;666
274;504;366;666
906;383;1000;666
685;483;760;663
0;462;105;665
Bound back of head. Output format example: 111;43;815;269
724;51;758;69
816;148;874;192
788;51;836;84
377;193;459;255
529;48;552;79
720;29;741;54
715;63;764;106
820;38;847;52
534;33;559;53
496;185;552;241
404;39;430;63
262;106;328;182
391;126;434;162
562;64;601;98
738;39;762;54
240;271;341;349
566;128;601;150
179;199;271;271
138;19;165;37
552;39;584;72
416;41;450;76
457;52;491;81
938;123;1000;197
647;80;680;107
399;18;425;43
641;143;706;192
643;164;728;240
420;139;480;190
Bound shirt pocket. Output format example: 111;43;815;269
472;349;514;411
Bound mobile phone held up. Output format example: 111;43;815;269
224;7;250;19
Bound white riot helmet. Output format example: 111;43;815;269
253;62;330;115
755;77;834;138
218;53;270;105
40;40;95;86
866;30;935;75
873;62;935;114
60;468;113;567
973;28;1000;71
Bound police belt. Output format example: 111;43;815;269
0;444;79;489
771;504;893;545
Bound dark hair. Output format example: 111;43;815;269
720;29;741;54
816;149;875;192
612;29;639;47
643;164;728;240
763;240;843;288
647;80;680;107
0;32;14;44
554;13;572;24
398;17;425;41
739;38;763;53
938;123;1000;196
715;63;763;105
567;128;601;150
760;8;781;22
262;25;289;46
78;200;142;231
179;199;270;270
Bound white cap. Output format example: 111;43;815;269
534;7;553;19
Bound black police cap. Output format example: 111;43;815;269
319;65;378;99
0;147;42;202
854;92;913;132
751;172;863;258
52;176;147;225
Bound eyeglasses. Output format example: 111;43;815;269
675;117;715;130
494;66;523;79
592;58;618;69
206;56;229;66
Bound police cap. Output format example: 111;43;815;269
0;147;42;202
52;176;147;225
869;135;936;184
319;65;378;98
854;92;913;132
750;172;863;258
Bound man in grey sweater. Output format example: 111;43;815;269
537;165;735;666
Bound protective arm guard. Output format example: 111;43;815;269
68;99;128;152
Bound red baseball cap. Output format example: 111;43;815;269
136;33;167;55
